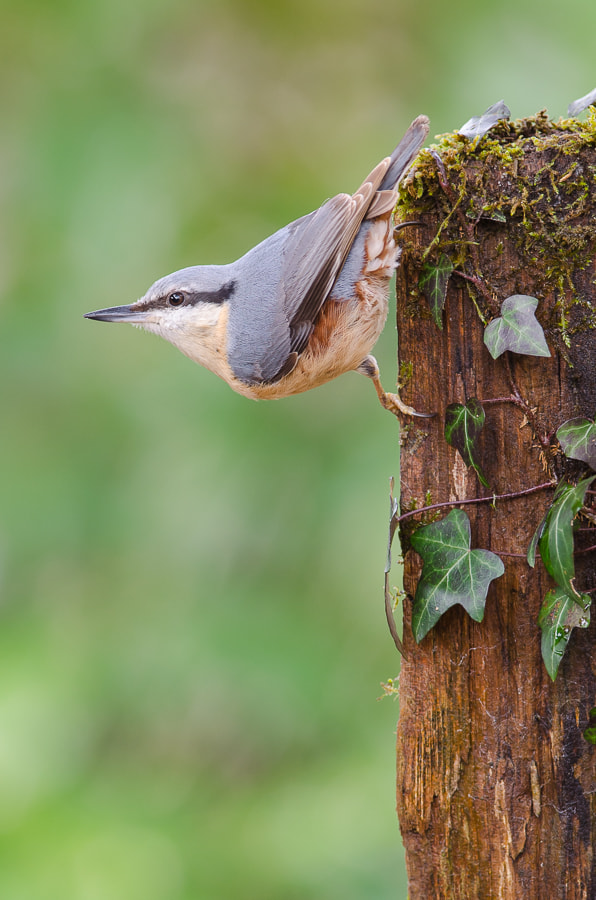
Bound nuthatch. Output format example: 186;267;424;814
85;116;430;417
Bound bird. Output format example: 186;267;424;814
85;115;430;417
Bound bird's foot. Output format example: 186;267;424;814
380;390;435;419
357;355;435;419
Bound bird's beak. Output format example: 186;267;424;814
83;304;150;323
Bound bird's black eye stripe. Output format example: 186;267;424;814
185;280;237;305
157;280;236;310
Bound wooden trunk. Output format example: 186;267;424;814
393;113;596;899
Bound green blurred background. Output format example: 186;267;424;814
1;0;594;897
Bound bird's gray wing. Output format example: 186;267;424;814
279;185;375;357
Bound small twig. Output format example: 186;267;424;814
504;353;522;405
474;394;554;432
452;268;495;313
430;149;457;201
492;551;528;558
394;481;556;525
576;544;596;555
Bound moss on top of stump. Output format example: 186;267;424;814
396;110;596;348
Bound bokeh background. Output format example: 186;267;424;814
1;1;595;897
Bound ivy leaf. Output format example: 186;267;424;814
568;87;596;117
527;513;547;568
410;509;504;642
556;417;596;470
473;208;507;223
537;476;596;601
458;100;511;139
583;707;596;745
538;587;590;680
444;399;489;488
419;254;454;329
484;295;551;359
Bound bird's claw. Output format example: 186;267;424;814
357;355;435;420
381;391;436;419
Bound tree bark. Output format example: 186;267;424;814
393;113;596;899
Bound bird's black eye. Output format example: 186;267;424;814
168;291;185;307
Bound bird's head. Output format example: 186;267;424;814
84;265;236;370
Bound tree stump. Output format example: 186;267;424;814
393;112;596;899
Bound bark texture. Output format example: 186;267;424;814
393;113;596;899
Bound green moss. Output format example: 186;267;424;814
397;490;442;551
398;359;414;387
396;111;596;348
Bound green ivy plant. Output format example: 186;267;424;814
528;476;595;678
584;707;596;744
556;417;596;469
444;399;489;488
484;295;551;359
537;588;590;681
410;509;504;642
419;254;454;329
386;282;595;681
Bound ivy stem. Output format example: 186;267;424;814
430;151;501;318
452;269;494;316
421;151;464;262
492;551;528;558
394;481;556;525
501;354;554;454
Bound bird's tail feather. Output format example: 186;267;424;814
378;114;430;193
